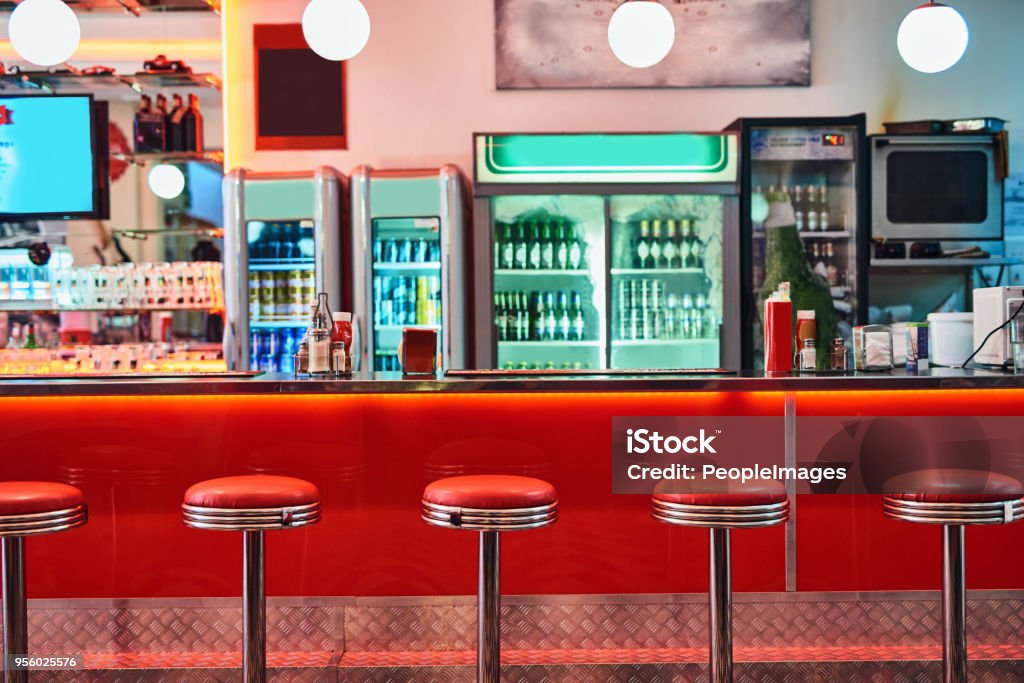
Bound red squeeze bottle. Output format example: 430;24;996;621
331;312;353;350
763;283;793;373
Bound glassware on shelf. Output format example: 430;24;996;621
50;262;223;312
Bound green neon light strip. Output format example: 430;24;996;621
476;133;738;184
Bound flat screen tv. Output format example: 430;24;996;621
0;94;109;221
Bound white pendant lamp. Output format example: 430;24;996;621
897;2;969;73
148;164;186;200
9;0;81;67
608;0;676;69
302;0;371;62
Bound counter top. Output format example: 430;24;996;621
1;368;1023;397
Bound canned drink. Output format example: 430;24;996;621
383;240;398;263
393;279;407;324
250;330;262;359
617;280;631;311
428;241;440;263
399;239;413;263
289;271;305;317
259;272;275;319
651;280;663;310
266;331;279;357
248;273;261;320
639;280;650;310
274;271;289;318
414;239;428;263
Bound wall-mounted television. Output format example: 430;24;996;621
0;94;110;221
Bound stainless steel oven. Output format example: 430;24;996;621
871;135;1003;241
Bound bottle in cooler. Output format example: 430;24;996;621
555;222;569;270
259;271;274;320
544;291;557;340
416;276;429;324
569;225;583;270
570;291;585;341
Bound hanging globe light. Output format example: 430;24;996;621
9;0;81;67
608;0;676;69
897;2;969;73
148;164;186;200
302;0;371;62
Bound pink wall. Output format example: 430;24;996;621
223;0;1024;175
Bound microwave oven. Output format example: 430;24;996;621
871;135;1003;241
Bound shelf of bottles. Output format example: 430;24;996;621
491;196;606;371
609;196;723;370
749;128;860;363
247;220;316;373
372;217;443;371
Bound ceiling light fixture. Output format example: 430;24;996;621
608;0;676;69
9;0;81;67
897;2;969;73
302;0;371;62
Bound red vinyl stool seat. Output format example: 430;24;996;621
422;475;558;682
652;479;789;683
0;482;88;683
183;475;320;683
883;470;1024;683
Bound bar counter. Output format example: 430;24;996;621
2;366;1024;396
2;368;1023;602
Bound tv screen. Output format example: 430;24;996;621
0;95;105;220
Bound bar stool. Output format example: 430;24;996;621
421;475;558;683
883;469;1024;683
182;475;320;683
651;480;788;683
0;482;87;683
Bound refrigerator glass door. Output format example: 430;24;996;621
491;195;607;370
371;216;442;371
246;219;316;373
609;195;724;369
749;125;860;366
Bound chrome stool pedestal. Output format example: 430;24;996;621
652;485;789;683
183;475;321;683
0;482;87;683
884;470;1024;683
422;475;558;683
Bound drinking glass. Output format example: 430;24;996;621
1010;318;1024;374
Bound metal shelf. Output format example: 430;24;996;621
250;320;307;329
610;268;703;276
373;262;441;271
869;258;1023;269
112;150;224;166
494;269;589;276
498;340;601;347
374;324;441;331
612;339;717;346
0;70;221;95
248;261;315;272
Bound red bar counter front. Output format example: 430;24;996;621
1;378;1023;599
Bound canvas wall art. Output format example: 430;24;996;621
495;0;811;89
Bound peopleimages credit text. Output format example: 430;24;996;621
624;428;847;485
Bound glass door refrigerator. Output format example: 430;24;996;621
350;166;469;372
729;115;869;370
472;132;741;371
222;167;348;372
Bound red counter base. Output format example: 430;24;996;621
1;388;1023;598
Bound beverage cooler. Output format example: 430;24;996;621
350;166;469;372
472;132;741;370
222;167;347;372
728;115;869;370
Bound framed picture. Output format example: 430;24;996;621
495;0;811;89
253;23;348;150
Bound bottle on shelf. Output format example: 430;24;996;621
649;220;664;269
167;94;187;152
812;243;828;280
514;223;528;270
817;185;830;231
23;323;37;350
527;222;542;270
635;220;651;269
568;224;584;270
531;292;545;341
570;291;585;341
544;292;557;340
792;185;806;232
182;93;204;153
493;223;504;270
500;223;515;270
682;220;696;269
825;242;839;286
557;291;570;341
133;94;165;154
541;222;555;269
555;221;570;270
806;186;819;232
663;219;680;269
